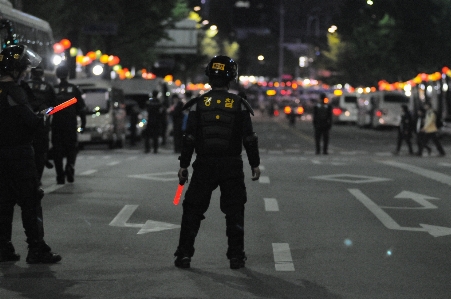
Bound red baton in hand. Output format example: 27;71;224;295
173;170;188;205
46;97;77;115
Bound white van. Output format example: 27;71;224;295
357;91;410;128
329;92;359;124
70;79;127;149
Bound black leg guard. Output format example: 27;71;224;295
225;211;245;259
175;213;205;258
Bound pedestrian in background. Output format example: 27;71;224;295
173;55;260;270
169;94;184;153
25;65;57;184
393;104;414;155
417;102;445;157
0;45;61;264
144;90;164;154
313;93;332;155
414;107;431;155
52;65;86;184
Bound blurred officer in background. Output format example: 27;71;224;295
0;45;61;264
144;90;164;153
52;65;86;184
25;65;57;184
393;104;414;155
169;94;184;153
174;55;260;270
313;93;332;155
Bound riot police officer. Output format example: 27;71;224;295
0;45;61;263
174;55;261;270
52;65;86;184
26;66;57;184
313;93;333;155
144;90;164;153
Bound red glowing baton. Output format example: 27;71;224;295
173;170;188;205
46;97;77;115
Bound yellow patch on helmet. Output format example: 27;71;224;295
212;63;225;71
13;54;20;59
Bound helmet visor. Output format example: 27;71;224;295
23;46;42;68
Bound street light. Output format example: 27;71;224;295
328;25;337;33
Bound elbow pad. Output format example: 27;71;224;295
243;132;260;168
182;133;195;146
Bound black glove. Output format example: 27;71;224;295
178;168;188;185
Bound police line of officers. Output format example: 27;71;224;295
0;45;86;264
0;46;262;271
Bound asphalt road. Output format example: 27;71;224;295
1;113;451;299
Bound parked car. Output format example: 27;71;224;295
330;93;358;124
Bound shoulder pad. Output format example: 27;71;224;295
182;97;199;111
240;97;254;116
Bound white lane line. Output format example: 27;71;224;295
272;243;295;271
259;165;265;171
79;169;98;176
126;156;138;161
42;184;65;194
107;161;121;166
264;198;279;212
259;176;270;184
380;160;451;186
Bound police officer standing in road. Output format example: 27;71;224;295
52;65;86;184
0;45;61;263
173;55;260;270
26;65;57;184
313;93;333;155
144;90;164;153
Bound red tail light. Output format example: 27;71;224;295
375;110;383;117
332;107;342;116
274;110;279;116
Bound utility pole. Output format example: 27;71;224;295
278;0;284;83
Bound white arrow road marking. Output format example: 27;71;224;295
272;243;295;271
107;161;121;166
349;189;451;237
380;191;439;209
137;220;180;234
109;205;180;234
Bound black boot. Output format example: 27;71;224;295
26;241;61;264
229;254;247;269
0;241;20;262
174;249;191;269
65;164;75;183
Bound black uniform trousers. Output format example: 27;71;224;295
396;131;413;153
52;129;78;179
0;147;44;245
314;126;330;154
177;156;247;259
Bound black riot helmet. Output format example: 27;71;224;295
56;65;69;79
205;55;238;83
31;65;44;78
0;45;42;80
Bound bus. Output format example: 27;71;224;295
357;91;410;129
0;0;55;82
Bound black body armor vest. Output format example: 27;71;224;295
194;90;243;156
